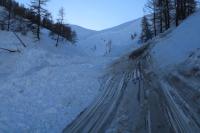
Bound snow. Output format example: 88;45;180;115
70;24;97;40
0;53;107;132
151;11;200;70
0;31;22;51
72;18;142;57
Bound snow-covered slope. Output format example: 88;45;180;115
73;18;142;57
0;29;114;133
70;24;97;40
150;10;200;71
0;31;23;50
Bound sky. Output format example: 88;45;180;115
17;0;146;31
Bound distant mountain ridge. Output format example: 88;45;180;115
69;24;97;40
70;18;142;56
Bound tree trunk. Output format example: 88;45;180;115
37;0;41;40
176;0;179;26
153;11;157;36
7;1;12;31
56;35;59;47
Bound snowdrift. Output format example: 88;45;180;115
150;11;200;70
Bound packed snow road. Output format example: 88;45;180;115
63;57;145;133
63;46;200;133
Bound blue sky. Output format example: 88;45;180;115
17;0;146;30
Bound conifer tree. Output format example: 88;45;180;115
146;0;158;36
55;7;64;47
140;16;153;43
30;0;49;40
175;0;197;26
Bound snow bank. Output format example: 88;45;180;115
151;11;200;70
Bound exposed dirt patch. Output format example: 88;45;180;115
129;44;150;60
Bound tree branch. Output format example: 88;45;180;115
13;32;27;48
0;47;20;53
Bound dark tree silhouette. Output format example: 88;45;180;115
140;16;153;43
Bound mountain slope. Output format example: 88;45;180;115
72;18;142;57
70;24;97;40
150;10;200;71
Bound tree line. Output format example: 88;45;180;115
140;0;198;43
0;0;76;45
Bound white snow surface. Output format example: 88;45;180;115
0;31;22;50
72;18;142;57
70;24;97;40
151;11;200;70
